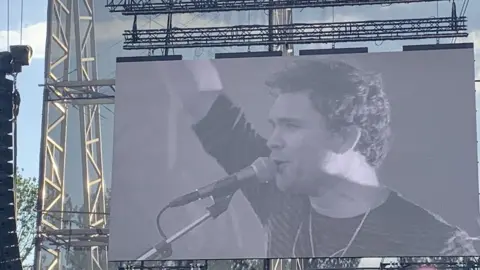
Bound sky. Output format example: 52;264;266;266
0;0;47;179
1;0;480;268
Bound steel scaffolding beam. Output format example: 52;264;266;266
105;0;449;15
73;0;108;268
271;8;293;56
34;0;111;269
34;0;72;268
123;17;468;50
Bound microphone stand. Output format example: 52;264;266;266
135;194;234;261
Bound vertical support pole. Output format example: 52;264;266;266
72;0;107;269
264;259;270;270
272;8;293;55
34;0;72;269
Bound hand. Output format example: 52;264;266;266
187;60;223;92
158;60;222;123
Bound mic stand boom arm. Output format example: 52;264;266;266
135;194;233;261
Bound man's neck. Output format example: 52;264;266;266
310;150;389;218
310;182;390;218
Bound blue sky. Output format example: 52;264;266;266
0;0;47;178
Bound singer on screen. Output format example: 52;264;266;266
161;58;478;258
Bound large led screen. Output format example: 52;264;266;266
109;46;479;261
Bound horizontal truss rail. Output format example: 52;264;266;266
123;17;467;50
106;0;448;15
41;79;115;104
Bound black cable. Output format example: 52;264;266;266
156;205;170;239
12;75;20;217
13;90;20;120
12;113;17;215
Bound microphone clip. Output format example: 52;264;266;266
207;194;233;219
140;193;235;261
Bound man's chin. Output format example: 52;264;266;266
274;174;293;193
275;174;312;195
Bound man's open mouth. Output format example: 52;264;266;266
273;160;289;173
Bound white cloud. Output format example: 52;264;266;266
458;30;480;67
0;22;47;59
300;14;366;50
458;30;480;89
95;14;227;43
462;30;480;50
328;14;368;23
0;14;224;59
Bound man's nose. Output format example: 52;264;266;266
267;130;285;150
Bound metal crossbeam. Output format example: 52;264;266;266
123;17;468;50
43;229;109;248
43;80;115;104
106;0;449;15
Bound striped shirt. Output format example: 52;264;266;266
192;94;477;258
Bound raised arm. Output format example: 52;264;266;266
192;94;270;174
159;60;275;224
192;94;276;224
159;60;221;124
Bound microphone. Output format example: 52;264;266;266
168;157;275;208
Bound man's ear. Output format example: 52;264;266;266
330;126;361;154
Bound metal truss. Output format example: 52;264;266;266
105;0;448;15
123;16;468;50
34;0;113;269
270;7;293;55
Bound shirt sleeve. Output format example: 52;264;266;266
356;192;479;257
192;94;274;224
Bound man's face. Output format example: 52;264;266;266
267;91;333;194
